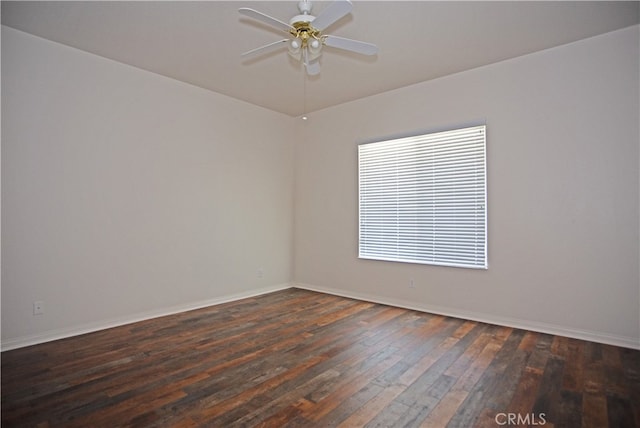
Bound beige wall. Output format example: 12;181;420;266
1;27;295;348
3;24;639;350
294;25;640;348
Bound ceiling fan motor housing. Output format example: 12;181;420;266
288;15;323;62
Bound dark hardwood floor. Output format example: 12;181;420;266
2;288;639;427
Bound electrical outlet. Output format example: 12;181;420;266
257;268;264;278
33;301;45;316
409;279;415;289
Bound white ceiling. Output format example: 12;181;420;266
2;1;638;117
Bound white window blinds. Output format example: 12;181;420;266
358;125;487;269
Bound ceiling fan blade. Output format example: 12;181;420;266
241;39;289;58
306;59;321;76
303;48;321;75
239;8;294;33
311;0;353;31
323;35;378;56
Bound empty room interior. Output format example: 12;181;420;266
1;1;639;426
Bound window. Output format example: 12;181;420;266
358;125;487;269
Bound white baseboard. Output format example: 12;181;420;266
293;282;640;350
5;282;637;351
1;283;293;351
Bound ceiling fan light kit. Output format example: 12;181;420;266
239;0;378;75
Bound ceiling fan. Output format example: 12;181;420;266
239;0;378;75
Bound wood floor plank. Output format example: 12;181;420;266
336;383;406;427
532;355;565;421
2;288;639;427
563;338;586;391
583;393;608;428
419;334;506;427
446;328;526;427
607;393;636;428
419;388;468;428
